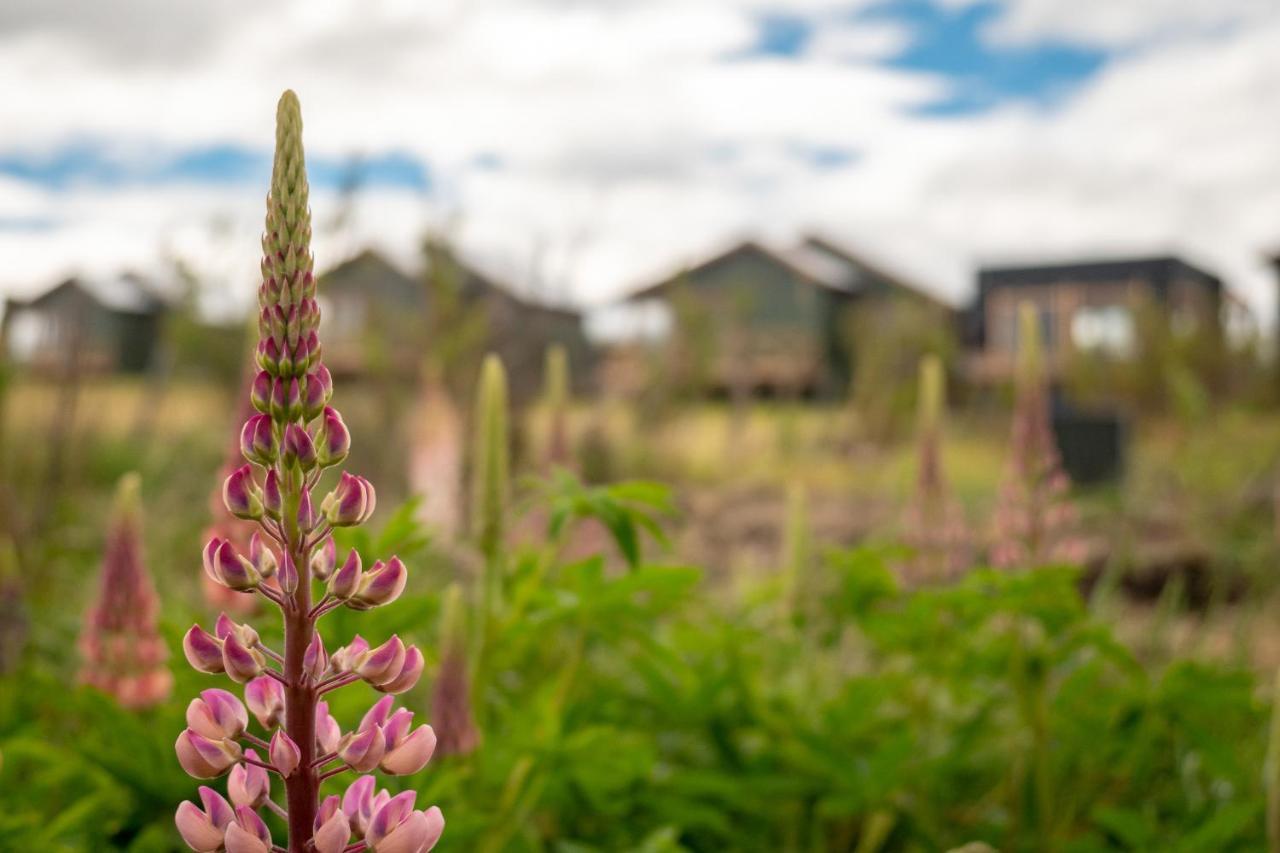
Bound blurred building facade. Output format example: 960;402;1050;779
1;274;168;374
623;237;949;398
317;248;590;400
964;256;1225;383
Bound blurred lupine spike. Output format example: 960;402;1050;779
543;344;572;469
431;583;481;756
989;303;1086;570
900;355;973;584
408;361;464;538
472;353;510;564
175;90;443;853
0;536;26;675
78;472;173;709
780;482;812;622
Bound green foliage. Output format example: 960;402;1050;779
0;437;1272;852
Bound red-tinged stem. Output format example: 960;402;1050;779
265;799;289;820
243;732;271;750
282;475;318;853
317;673;360;694
319;766;347;782
258;643;285;664
265;668;290;686
244;755;280;774
343;843;368;852
310;751;337;769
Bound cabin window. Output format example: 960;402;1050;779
1071;305;1135;357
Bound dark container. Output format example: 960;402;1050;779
1052;407;1127;485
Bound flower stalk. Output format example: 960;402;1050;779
175;90;443;853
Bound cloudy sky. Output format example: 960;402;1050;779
0;0;1277;325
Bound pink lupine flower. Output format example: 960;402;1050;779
899;356;973;585
990;304;1087;569
407;365;464;537
78;472;172;709
174;91;442;853
175;787;235;852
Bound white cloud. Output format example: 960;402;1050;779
0;0;1277;332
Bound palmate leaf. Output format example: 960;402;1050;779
536;472;675;569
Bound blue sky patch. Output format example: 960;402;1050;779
0;142;431;192
863;0;1109;114
732;12;815;59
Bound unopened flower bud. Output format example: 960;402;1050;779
283;423;316;470
314;795;351;853
315;407;350;468
175;786;235;852
366;791;445;853
247;532;278;578
356;636;406;688
225;805;273;853
329;550;362;600
296;489;316;532
212;540;260;591
262;470;283;519
215;613;260;648
245;675;285;729
240;415;276;466
269;376;289;420
303;632;328;682
183;625;226;674
202;537;224;585
377;645;423;695
228;749;270;808
349;557;407;610
250;370;272;413
186;688;248;740
287;377;303;418
303;367;333;420
270;729;302;778
221;632;265;683
339;724;386;773
329;635;369;673
258;337;281;375
311;536;337;581
277;552;298;595
316;701;343;753
176;729;242;778
322;472;376;527
381;722;436;776
223;465;263;521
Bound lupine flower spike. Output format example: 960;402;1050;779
408;360;463;538
431;583;480;756
175;90;443;853
899;355;972;584
79;472;172;709
990;303;1086;569
542;344;572;470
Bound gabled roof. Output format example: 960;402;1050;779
9;273;167;315
800;235;950;310
319;247;581;320
625;239;856;302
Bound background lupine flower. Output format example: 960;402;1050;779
174;90;442;853
543;344;572;470
408;361;464;538
990;304;1087;570
779;482;813;624
471;354;510;565
0;536;25;675
899;355;973;585
78;472;172;709
431;583;481;756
